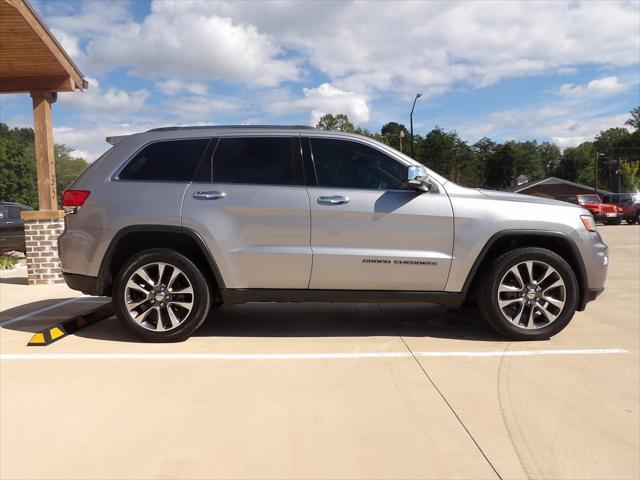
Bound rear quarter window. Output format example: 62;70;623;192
118;139;210;182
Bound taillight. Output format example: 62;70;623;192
62;189;90;213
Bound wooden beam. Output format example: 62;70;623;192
5;0;85;90
0;75;74;93
31;90;58;211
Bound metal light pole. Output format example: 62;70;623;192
594;152;604;195
410;93;422;159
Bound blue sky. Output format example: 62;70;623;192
1;0;639;160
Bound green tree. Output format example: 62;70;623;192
484;142;517;189
0;123;88;209
316;113;355;132
553;142;595;185
594;127;634;191
353;126;387;144
380;122;409;153
625;106;640;132
55;144;88;203
420;127;482;187
538;142;562;177
472;137;496;188
511;141;544;181
620;160;640;191
0;124;38;208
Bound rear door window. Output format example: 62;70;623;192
119;139;210;182
211;137;302;185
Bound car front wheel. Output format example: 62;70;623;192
113;248;211;342
478;247;578;340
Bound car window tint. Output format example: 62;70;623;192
119;139;209;182
7;206;21;219
212;137;300;185
0;206;6;220
309;138;407;190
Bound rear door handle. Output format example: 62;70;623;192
317;195;350;205
193;191;226;200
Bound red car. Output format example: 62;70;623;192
556;194;621;224
603;193;640;225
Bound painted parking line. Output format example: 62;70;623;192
0;298;108;328
0;348;627;361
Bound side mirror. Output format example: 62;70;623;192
404;165;432;192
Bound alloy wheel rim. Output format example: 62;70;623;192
123;262;194;332
497;260;566;330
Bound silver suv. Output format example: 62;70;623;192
59;126;608;342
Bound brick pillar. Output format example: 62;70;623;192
20;210;65;285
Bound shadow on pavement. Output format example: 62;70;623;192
0;275;28;286
2;300;507;343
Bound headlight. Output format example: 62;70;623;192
581;215;597;232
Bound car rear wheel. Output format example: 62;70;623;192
113;248;211;342
478;247;578;340
629;213;640;225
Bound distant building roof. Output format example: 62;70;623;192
507;176;613;195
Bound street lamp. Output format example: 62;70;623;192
595;152;604;195
410;93;422;159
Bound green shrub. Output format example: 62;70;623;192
0;255;18;270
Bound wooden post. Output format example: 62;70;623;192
30;90;58;211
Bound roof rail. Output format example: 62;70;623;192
146;125;316;132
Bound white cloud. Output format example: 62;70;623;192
166;96;243;122
53;123;157;161
155;79;209;96
302;84;370;125
57;77;149;114
197;0;639;93
543;114;632;148
72;4;299;87
50;28;81;59
460;106;631;149
269;83;370;125
559;76;630;98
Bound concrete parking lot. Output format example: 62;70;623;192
1;226;638;480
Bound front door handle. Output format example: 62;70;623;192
193;191;226;200
317;195;350;205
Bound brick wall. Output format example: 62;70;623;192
22;215;65;285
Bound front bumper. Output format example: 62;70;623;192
593;212;620;221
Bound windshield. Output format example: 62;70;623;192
578;195;601;203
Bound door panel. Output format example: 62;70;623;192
308;187;454;291
182;183;312;289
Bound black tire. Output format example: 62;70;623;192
628;213;639;225
113;248;212;342
477;247;579;340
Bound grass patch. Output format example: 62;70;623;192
0;255;18;270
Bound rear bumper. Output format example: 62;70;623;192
63;272;102;296
577;287;604;311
